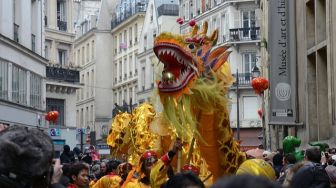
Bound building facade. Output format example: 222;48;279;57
75;0;115;148
111;0;148;114
0;0;47;128
137;0;179;105
44;0;80;154
179;0;263;149
261;0;336;149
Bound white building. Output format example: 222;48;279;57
180;0;262;149
44;0;81;154
137;0;179;104
0;0;47;128
73;0;101;36
75;0;115;149
111;0;148;114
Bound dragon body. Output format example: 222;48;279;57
153;22;246;180
107;22;246;182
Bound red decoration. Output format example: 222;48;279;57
45;110;59;123
257;108;263;118
176;17;184;25
251;77;269;94
189;19;196;27
181;164;200;175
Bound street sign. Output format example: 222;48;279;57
77;128;87;134
50;128;61;136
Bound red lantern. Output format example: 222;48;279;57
189;19;196;27
257;108;263;118
176;17;184;25
251;77;269;94
51;111;59;123
45;111;59;123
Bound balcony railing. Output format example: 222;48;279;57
226;27;260;42
111;5;146;29
157;4;179;17
232;73;252;86
57;20;67;31
46;66;80;83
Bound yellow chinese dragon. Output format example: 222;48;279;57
153;21;245;180
107;21;246;181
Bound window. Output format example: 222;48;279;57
114;63;118;83
135;24;138;43
129;56;133;76
90;105;94;123
14;24;19;42
82;47;85;65
119;33;122;52
114;92;117;104
119;91;122;105
58;49;66;66
45;45;49;59
85;106;89;127
46;98;65;126
0;61;8;100
76;110;79;127
124;30;127;50
142;67;145;91
86;72;89;98
242;10;256;38
124;58;127;79
243;96;258;119
243;53;257;80
150;5;153;22
57;0;67;31
81;74;84;99
77;49;80;65
144;35;147;51
87;43;90;62
91;40;95;59
12;65;27;105
151;64;154;87
119;60;122;81
91;70;94;96
31;34;36;52
196;0;201;15
221;13;229;42
80;108;83;126
129;88;133;102
124;89;127;102
30;73;42;109
129;27;133;46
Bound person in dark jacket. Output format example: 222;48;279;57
273;153;284;179
0;125;65;188
291;147;331;188
60;145;75;164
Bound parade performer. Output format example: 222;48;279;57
153;21;246;180
122;139;182;188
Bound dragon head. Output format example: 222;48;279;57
154;21;230;97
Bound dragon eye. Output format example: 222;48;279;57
188;44;195;50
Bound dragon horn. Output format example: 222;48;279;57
209;29;218;46
200;21;208;36
192;24;199;36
